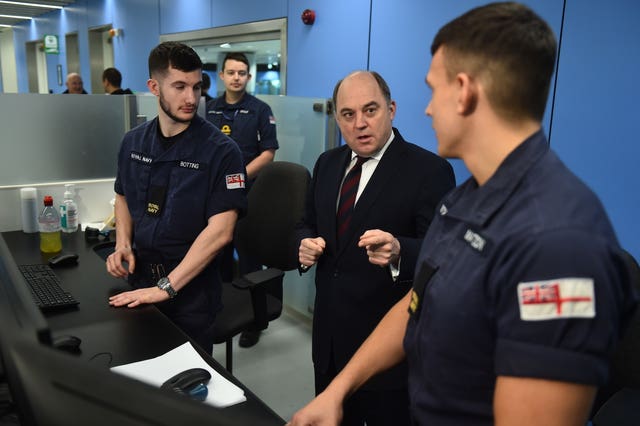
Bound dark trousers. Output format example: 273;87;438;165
314;356;411;426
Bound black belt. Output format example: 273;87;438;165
149;263;166;282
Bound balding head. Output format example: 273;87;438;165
66;73;84;94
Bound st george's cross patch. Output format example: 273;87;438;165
517;278;595;321
225;173;245;189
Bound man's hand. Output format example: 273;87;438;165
299;237;327;267
358;229;400;267
287;390;344;426
106;246;136;278
109;286;169;308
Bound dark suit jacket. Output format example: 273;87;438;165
297;128;455;390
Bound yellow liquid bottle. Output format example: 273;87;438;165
40;231;62;253
38;195;62;253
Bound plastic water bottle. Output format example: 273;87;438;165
39;195;62;253
61;184;78;233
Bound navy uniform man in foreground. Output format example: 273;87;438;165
290;2;637;425
106;42;247;353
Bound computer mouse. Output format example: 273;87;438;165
161;368;211;401
52;334;82;353
48;253;79;268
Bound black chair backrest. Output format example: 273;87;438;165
235;161;310;271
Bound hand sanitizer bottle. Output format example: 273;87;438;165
61;184;79;233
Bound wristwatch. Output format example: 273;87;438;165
157;277;177;299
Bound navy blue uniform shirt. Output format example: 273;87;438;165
114;115;247;343
205;93;278;168
403;130;637;425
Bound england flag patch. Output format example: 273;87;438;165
517;278;595;321
225;173;245;189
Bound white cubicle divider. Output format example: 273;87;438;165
0;94;135;186
0;93;136;233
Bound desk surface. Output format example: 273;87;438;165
2;230;284;425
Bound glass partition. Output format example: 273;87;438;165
257;94;336;172
0;94;135;187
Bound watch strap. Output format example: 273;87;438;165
157;277;177;299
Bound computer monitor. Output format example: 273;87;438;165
2;335;266;426
0;233;53;424
0;234;52;347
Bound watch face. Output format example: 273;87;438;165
157;278;176;297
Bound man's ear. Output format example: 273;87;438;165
456;72;478;116
388;100;397;120
147;78;159;96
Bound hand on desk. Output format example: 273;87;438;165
109;286;169;308
358;229;400;268
287;389;343;426
106;246;136;278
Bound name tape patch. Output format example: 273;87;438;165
130;151;153;164
518;278;595;321
226;173;245;189
178;160;201;170
463;229;486;252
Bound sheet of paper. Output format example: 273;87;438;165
111;342;246;408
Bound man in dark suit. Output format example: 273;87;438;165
296;70;455;426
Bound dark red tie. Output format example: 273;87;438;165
337;156;370;245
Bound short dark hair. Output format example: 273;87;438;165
222;52;250;72
102;67;122;87
332;71;392;111
148;41;203;79
431;2;556;122
201;72;211;90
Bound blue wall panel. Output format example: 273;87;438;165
286;0;371;98
112;0;160;93
159;0;211;34
209;0;286;28
550;0;640;259
369;0;564;184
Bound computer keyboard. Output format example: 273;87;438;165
18;264;79;311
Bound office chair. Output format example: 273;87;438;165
591;250;640;426
210;161;311;373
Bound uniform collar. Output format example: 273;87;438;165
149;115;205;161
222;92;249;109
441;129;549;226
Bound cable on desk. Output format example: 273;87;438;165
88;352;114;368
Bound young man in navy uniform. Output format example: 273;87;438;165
289;3;637;425
296;70;455;425
106;42;247;354
206;52;279;348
